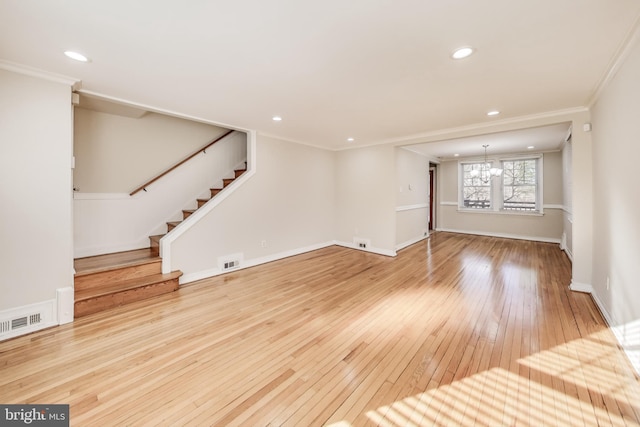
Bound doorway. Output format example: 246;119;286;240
429;164;437;231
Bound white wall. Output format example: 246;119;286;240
169;135;335;281
74;108;228;193
436;151;564;242
0;69;74;320
590;34;640;372
395;148;429;250
335;144;397;256
74;132;246;257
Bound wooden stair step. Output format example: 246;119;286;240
167;221;181;231
210;188;222;197
75;258;162;292
234;168;246;178
74;248;158;276
197;198;210;208
74;271;182;318
182;209;196;219
222;178;234;187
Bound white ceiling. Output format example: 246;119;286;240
406;122;572;160
1;1;639;151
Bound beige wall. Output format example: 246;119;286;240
395;148;429;249
0;69;73;311
170;135;336;278
74;108;228;193
436;151;564;241
590;31;640;358
335;145;397;255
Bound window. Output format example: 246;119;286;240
502;159;537;211
459;156;542;213
461;162;492;209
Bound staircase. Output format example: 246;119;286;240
149;164;247;256
73;163;247;318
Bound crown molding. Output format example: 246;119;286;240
0;60;81;89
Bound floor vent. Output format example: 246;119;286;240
219;253;244;272
0;312;43;337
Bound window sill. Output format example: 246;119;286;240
456;208;544;217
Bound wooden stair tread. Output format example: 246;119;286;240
75;271;183;301
75;248;160;276
149;234;164;242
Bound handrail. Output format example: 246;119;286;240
129;129;235;196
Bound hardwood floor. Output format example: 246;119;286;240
2;232;639;426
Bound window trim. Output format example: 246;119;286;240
458;154;543;214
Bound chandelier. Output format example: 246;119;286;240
469;144;503;182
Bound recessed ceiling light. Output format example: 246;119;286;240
64;51;90;62
272;116;282;122
347;137;354;142
451;47;474;60
454;153;460;157
527;146;535;149
487;110;500;116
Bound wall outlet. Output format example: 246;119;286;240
261;240;267;248
606;276;610;290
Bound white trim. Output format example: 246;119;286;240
396;203;428;212
563;246;574;263
455;209;543;217
0;60;81;89
568;281;594;294
0;299;58;342
435;228;561;244
179;241;335;284
334;241;397;257
440;201;458;206
396;235;428;251
589;291;640;376
587;14;640;107
347;106;589;149
56;287;74;324
162;131;256;274
543;204;564;210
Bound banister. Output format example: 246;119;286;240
129;129;235;196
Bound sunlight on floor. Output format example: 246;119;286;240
365;329;640;426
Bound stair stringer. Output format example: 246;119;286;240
160;130;257;275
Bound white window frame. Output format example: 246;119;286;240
458;155;543;215
458;160;496;211
500;155;543;213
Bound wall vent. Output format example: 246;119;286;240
353;237;371;250
218;253;244;272
0;312;43;337
223;260;239;270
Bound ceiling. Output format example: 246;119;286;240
1;1;639;151
406;122;572;160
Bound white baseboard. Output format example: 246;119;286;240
589;291;640;376
569;281;594;293
435;228;561;244
396;234;428;251
0;299;58;341
334;241;396;257
180;241;336;284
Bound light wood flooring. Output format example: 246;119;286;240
1;232;639;426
